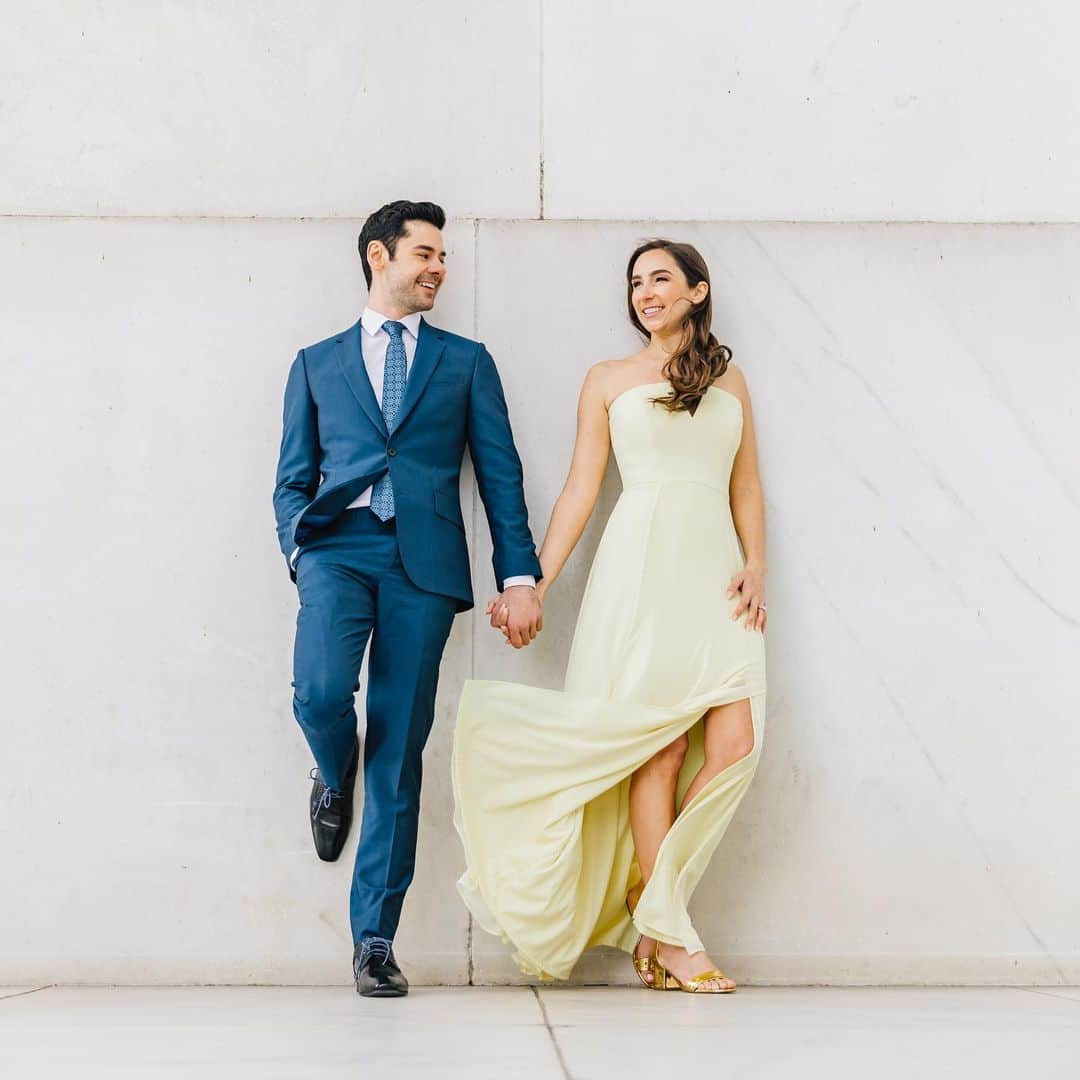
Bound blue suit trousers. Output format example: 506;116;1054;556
292;509;457;943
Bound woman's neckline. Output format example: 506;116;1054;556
607;379;742;415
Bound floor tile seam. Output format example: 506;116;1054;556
0;985;54;1001
531;987;573;1079
1012;986;1080;1005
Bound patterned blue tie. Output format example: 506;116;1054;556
370;320;407;521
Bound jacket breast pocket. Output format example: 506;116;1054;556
433;485;466;531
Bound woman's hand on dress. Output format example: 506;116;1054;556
727;563;767;634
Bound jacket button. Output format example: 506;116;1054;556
387;448;397;457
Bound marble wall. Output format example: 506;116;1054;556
2;2;1077;985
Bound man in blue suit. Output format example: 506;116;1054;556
273;200;543;997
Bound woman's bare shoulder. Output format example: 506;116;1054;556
583;356;643;398
713;360;751;402
596;352;662;401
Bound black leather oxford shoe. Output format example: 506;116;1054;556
309;737;359;862
353;938;409;998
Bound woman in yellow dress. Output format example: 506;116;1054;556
452;239;768;993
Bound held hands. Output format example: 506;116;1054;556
485;585;544;649
728;562;767;634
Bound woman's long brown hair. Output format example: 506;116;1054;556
626;239;732;414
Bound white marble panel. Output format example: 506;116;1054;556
468;220;1080;984
552;987;1080;1080
1;3;540;218
0;217;478;983
3;986;1080;1079
0;987;562;1080
3;215;1078;985
543;1;1080;222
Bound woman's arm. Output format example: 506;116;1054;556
534;365;613;600
725;365;768;632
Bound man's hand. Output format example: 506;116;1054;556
484;586;543;649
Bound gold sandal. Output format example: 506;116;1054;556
632;948;662;990
626;896;661;991
653;944;737;994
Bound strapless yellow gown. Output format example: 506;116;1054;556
452;381;766;980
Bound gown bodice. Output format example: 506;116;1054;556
608;381;743;495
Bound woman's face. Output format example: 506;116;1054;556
630;249;707;336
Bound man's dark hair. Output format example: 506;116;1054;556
357;200;446;287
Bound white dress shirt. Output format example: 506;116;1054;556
292;306;535;590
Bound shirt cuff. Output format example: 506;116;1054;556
289;547;300;569
503;575;537;590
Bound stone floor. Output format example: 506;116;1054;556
2;984;1079;1078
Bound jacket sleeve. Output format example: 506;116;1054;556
273;349;319;576
466;344;543;590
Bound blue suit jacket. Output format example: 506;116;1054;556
273;317;542;612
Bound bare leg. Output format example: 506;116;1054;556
627;733;688;982
679;697;755;814
657;698;756;991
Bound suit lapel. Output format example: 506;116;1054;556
337;320;388;438
393;318;445;432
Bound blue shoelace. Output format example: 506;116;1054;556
357;937;393;966
310;767;338;811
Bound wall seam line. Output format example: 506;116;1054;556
1;214;1076;227
465;215;480;988
538;0;545;220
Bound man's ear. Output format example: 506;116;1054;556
367;239;388;273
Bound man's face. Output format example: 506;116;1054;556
377;221;446;314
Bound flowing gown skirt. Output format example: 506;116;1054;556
452;382;766;980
